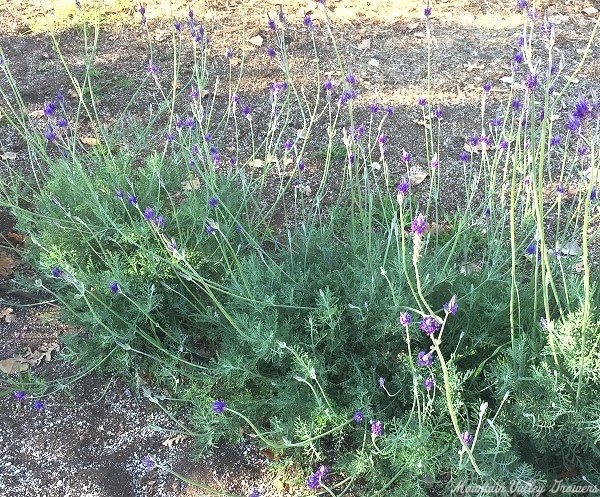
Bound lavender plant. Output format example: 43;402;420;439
1;1;599;495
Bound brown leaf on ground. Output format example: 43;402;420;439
0;250;17;277
5;232;25;245
0;357;29;374
0;307;15;323
20;342;60;365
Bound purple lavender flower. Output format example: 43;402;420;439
417;350;434;367
377;135;388;145
303;14;314;31
550;135;561;147
459;150;470;163
115;189;124;199
306;465;329;489
483;81;492;93
396;181;410;197
398;312;412;326
460;431;474;446
370;420;383;437
51;267;63;278
430;156;439;169
424;376;435;391
32;399;44;410
278;7;286;23
512;99;523;111
525;71;538;91
154;216;165;229
185;116;195;128
128;194;137;205
352;125;365;140
108;282;121;294
513;52;524;64
212;399;227;413
370;102;380;114
323;79;333;91
174;19;182;32
241;104;252;117
566;116;581;133
401;150;412;164
266;47;276;58
490;117;503;127
443;295;459;316
516;0;527;11
420;315;440;336
142;455;155;471
573;99;592;120
591;187;597;201
248;490;261;497
208;196;219;208
267;17;276;30
57;117;68;128
283;139;293;151
45;128;57;142
43;101;56;116
339;89;357;105
433;105;442;119
578;145;588;156
14;390;26;401
525;243;537;255
469;135;479;147
556;184;566;195
424;4;432;17
353;410;364;423
206;224;216;235
417;97;427;107
146;62;158;76
143;207;155;221
411;213;427;237
226;47;234;59
537;109;545;122
298;161;306;172
345;72;356;85
386;105;395;115
498;140;509;150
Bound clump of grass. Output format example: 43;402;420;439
1;2;600;495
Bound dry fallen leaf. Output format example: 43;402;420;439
249;158;265;168
0;251;17;278
0;307;15;323
406;22;420;31
297;128;309;140
80;136;99;146
582;6;598;15
181;177;201;191
463;141;491;153
369;161;381;171
0;358;29;374
162;433;189;448
28;109;45;118
21;343;60;366
248;35;264;47
368;58;379;67
412;118;432;130
560;240;582;256
408;167;428;185
356;38;371;50
0;151;17;160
